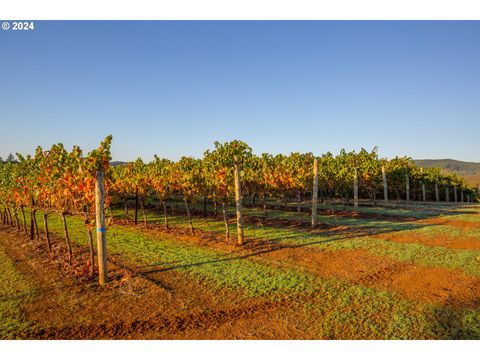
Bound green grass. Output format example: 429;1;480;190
0;243;36;339
121;209;480;277
398;223;480;241
443;207;480;223
245;207;423;229
123;207;422;241
144;197;463;219
425;306;480;339
331;237;480;277
110;226;313;297
31;213;317;297
265;199;458;218
117;208;480;277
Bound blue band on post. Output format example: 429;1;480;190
96;227;106;232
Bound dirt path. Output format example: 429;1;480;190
261;247;480;308
0;226;312;339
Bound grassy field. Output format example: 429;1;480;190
0;245;36;339
1;202;480;339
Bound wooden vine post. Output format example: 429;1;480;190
454;185;458;202
233;156;244;245
405;172;410;203
311;157;318;228
353;168;359;209
95;168;108;285
134;186;139;225
420;168;426;203
435;182;439;202
445;185;450;202
30;198;35;240
382;163;388;206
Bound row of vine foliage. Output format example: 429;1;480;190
0;136;112;276
1;138;477;273
109;142;477;240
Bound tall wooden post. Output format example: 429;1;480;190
30;198;35;240
382;164;388;206
134;187;139;225
454;185;458;202
311;158;319;228
461;189;464;203
233;156;244;245
445;186;450;202
420;168;426;203
405;172;410;203
353;168;359;209
435;182;439;202
95;169;108;285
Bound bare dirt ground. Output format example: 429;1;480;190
257;247;480;308
0;226;313;340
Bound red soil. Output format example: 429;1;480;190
0;226;312;339
257;247;480;308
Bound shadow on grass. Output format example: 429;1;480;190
130;208;432;248
136;222;432;276
128;205;427;234
427;306;480;339
107;204;444;277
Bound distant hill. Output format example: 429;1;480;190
413;159;480;175
414;159;480;187
110;161;127;167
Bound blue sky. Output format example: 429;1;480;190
1;21;479;162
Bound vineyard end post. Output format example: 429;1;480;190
405;172;410;203
382;163;388;206
353;168;359;209
95;169;108;285
233;156;244;245
311;157;318;228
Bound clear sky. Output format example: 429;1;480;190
1;21;479;162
